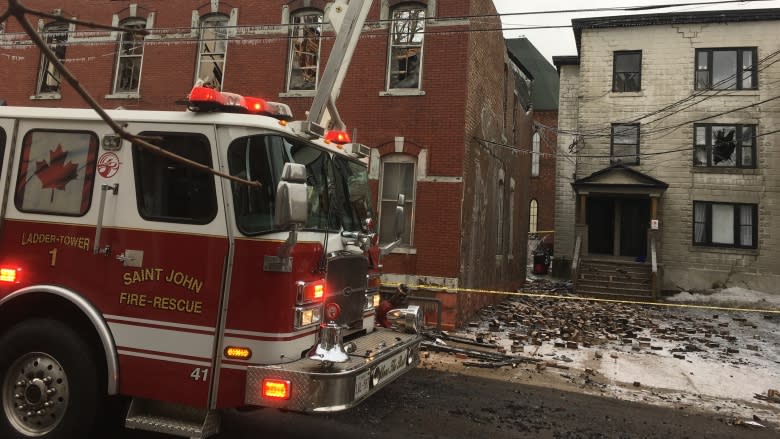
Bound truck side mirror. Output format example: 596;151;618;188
274;162;308;228
393;194;405;240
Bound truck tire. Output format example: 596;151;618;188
0;318;104;439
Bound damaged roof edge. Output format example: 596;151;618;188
571;7;780;55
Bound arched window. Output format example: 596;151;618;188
379;154;416;246
195;14;229;90
37;22;69;95
531;132;540;177
113;18;146;94
387;3;425;90
287;10;323;91
529;199;538;234
496;170;505;254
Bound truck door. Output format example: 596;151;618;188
97;123;228;408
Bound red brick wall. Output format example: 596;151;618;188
530;110;558;253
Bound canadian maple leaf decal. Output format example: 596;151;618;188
34;144;79;202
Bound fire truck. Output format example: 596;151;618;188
0;1;422;438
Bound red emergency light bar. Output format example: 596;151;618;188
187;86;293;121
324;130;351;145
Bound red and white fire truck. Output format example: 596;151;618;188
0;1;422;438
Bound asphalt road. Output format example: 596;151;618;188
111;367;778;439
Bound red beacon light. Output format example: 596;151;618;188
186;86;293;121
324;130;351;145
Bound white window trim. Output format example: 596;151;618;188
531;132;540;177
378;153;417;248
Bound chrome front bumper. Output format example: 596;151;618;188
244;328;421;412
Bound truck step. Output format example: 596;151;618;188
125;398;220;439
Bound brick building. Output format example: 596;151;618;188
552;9;780;296
507;37;558;263
0;0;534;328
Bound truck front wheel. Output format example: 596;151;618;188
0;319;103;438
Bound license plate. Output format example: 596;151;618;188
354;350;408;400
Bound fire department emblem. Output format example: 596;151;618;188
97;152;120;178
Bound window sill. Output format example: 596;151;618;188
610;91;643;97
694;89;760;97
105;93;140;100
692;167;759;175
387;247;417;255
689;245;759;256
30;93;61;100
379;90;426;97
278;91;316;98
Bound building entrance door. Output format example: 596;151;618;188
587;197;614;255
619;198;649;258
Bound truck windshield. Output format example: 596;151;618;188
228;134;372;236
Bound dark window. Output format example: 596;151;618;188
333;156;374;232
695;48;757;90
14;130;97;216
0;128;5;175
37;22;68;94
693;124;755;168
611;124;640;165
613;51;641;92
227;134;337;235
693;201;757;248
133;132;217;224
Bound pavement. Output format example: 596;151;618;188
420;270;780;431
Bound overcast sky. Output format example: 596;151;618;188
492;0;780;64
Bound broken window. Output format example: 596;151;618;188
695;48;757;90
195;14;229;90
531;132;540;176
387;4;425;90
112;18;146;94
37;22;68;95
379;154;416;246
610;124;640;165
612;51;641;92
693;124;755;168
693;201;756;248
287;10;323;91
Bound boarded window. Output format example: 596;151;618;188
15;130;97;216
613;51;641;92
133;132;217;224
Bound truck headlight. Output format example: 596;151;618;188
386;305;423;334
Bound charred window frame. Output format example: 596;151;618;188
133;132;217;224
610;124;640;165
195;14;229;90
693;124;755;168
36;22;69;95
693;201;757;249
695;48;757;90
379;154;416;247
112;18;146;94
612;51;642;92
387;3;425;90
287;10;323;92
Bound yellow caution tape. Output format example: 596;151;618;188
381;282;780;315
